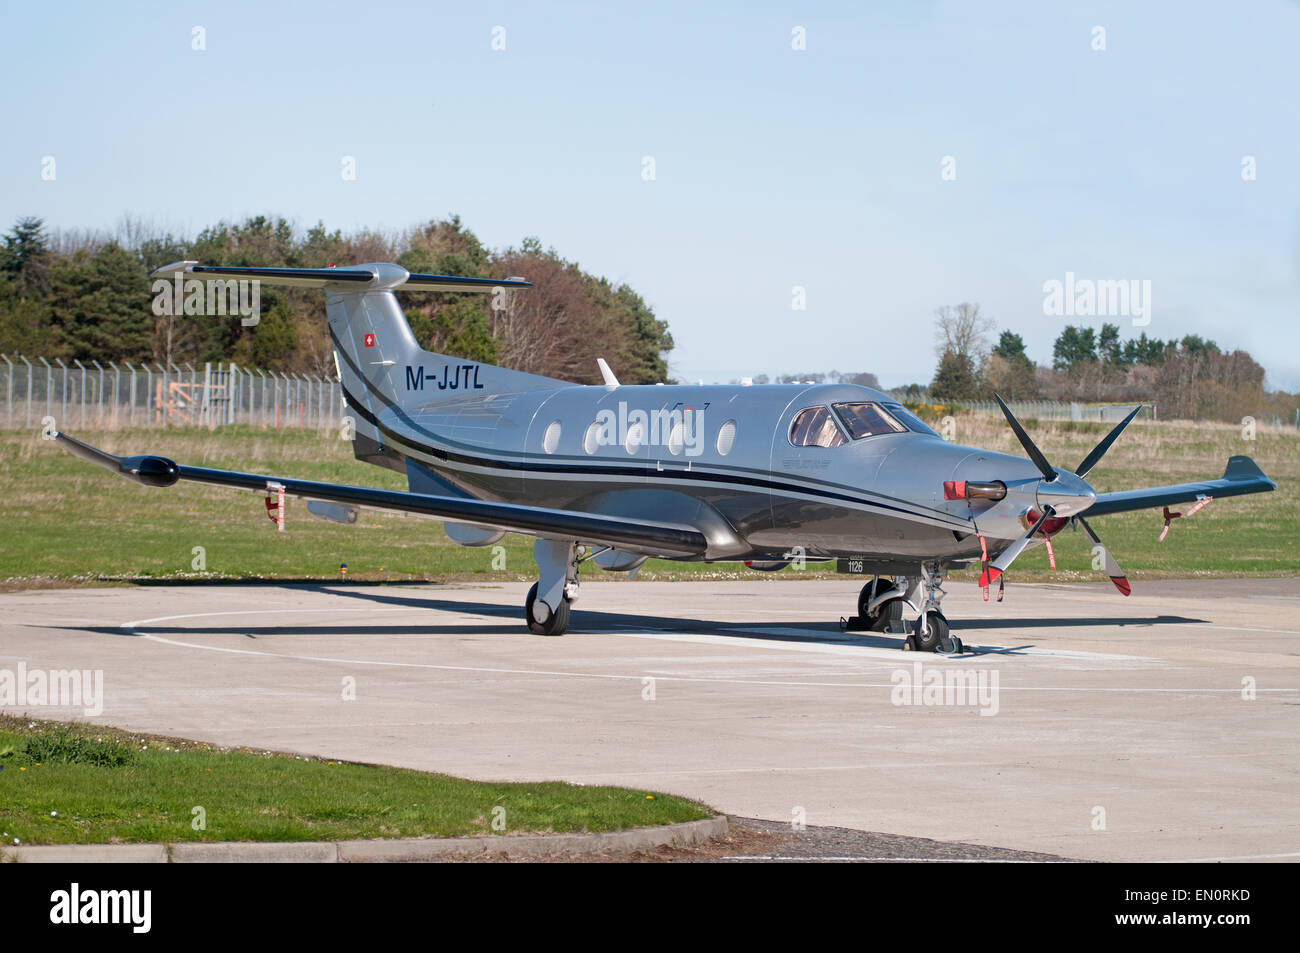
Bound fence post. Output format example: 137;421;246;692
73;359;86;428
109;362;119;429
2;354;11;429
38;357;52;425
143;364;152;428
20;356;32;429
123;363;134;429
228;363;238;427
92;360;104;427
53;358;68;426
201;362;212;428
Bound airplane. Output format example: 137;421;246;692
53;261;1277;652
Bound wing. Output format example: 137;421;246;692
1085;455;1276;517
54;433;707;559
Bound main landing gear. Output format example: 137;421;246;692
525;539;581;636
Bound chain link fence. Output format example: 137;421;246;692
958;399;1158;422
0;354;344;431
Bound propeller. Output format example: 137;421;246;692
1074;403;1143;479
994;394;1056;482
981;397;1142;592
1077;515;1130;596
978;505;1055;587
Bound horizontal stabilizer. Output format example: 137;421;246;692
150;261;532;293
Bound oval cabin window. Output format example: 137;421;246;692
542;420;562;454
716;419;737;456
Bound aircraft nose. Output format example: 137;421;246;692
1036;471;1096;517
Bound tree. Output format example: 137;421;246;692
991;331;1028;362
1;216;52;299
934;303;993;363
931;349;979;399
1052;325;1097;370
1121;332;1165;366
406;298;497;365
232;296;298;370
1098;322;1122;365
49;242;152;362
1178;334;1218;356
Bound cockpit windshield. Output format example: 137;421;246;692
789;406;847;447
832;402;907;439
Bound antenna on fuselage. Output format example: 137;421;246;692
596;358;620;390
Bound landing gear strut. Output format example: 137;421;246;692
902;562;964;655
526;539;581;636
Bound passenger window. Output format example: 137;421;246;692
789;407;847;447
832;402;907;439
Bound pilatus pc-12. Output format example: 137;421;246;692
55;262;1276;651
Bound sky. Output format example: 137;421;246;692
2;1;1298;389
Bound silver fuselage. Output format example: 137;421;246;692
364;379;1087;567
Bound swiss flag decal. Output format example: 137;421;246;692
363;333;375;348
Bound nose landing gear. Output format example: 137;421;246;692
899;562;965;655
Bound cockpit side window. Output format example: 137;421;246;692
881;401;940;437
789;406;847;447
832;402;907;439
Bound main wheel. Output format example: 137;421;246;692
525;582;570;636
912;611;948;652
858;578;904;632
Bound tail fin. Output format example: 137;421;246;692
150;261;559;469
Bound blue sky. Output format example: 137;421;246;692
3;1;1298;389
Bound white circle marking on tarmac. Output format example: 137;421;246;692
121;606;1299;695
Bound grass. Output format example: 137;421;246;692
0;716;712;846
0;415;1295;588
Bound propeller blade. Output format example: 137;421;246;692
994;394;1057;483
978;506;1054;587
1075;404;1143;479
1077;516;1131;596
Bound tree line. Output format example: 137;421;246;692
0;215;674;385
923;302;1292;422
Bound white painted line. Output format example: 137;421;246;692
722;856;1056;863
120;606;422;630
613;626;1155;663
136;634;1295;695
1157;851;1300;863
